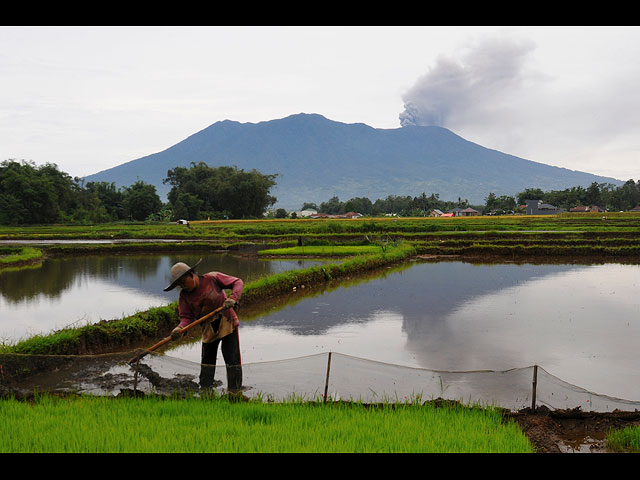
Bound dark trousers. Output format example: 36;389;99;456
200;327;242;391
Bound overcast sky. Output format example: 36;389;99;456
2;26;639;183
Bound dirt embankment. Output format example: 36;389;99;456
506;406;640;453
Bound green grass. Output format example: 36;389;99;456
1;212;639;241
259;245;384;256
0;394;535;453
606;425;640;452
0;246;43;265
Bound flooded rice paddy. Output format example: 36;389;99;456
0;253;330;342
2;253;639;402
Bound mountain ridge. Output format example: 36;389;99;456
84;113;623;210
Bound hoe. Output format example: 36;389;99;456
128;304;229;365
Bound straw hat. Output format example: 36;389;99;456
164;258;202;291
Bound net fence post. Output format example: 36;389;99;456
531;365;538;412
133;357;140;395
323;351;332;403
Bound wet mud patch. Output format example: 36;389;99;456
506;406;640;453
1;352;252;401
128;361;204;394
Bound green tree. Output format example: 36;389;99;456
485;193;516;214
484;192;498;212
585;182;602;206
0;160;74;224
319;196;344;215
164;163;277;219
618;179;640;211
344;196;373;215
517;188;545;205
85;181;124;220
121;180;162;221
172;192;203;220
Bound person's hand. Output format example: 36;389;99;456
223;298;236;309
171;326;184;340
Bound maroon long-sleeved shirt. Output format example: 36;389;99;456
177;272;243;342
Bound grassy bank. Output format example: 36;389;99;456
0;242;417;356
0;394;534;453
0;246;43;267
1;212;639;241
258;244;384;256
3;213;639;262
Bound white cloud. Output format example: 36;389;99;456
1;26;640;181
398;28;640;181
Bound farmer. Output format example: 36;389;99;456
164;259;243;392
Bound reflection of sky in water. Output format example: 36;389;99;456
435;264;640;400
3;255;639;401
174;311;412;366
0;253;329;342
171;262;640;401
0;278;167;341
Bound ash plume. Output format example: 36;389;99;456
399;36;539;129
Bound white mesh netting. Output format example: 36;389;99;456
2;351;639;412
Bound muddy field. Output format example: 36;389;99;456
506;407;640;453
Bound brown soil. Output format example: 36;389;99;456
505;406;640;453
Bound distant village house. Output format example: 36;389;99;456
432;207;478;217
295;209;318;218
460;207;480;216
525;200;564;215
309;211;363;219
569;205;603;213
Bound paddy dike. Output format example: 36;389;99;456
3;240;640;453
507;407;640;453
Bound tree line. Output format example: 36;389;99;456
297;193;474;218
2;158;639;225
164;162;277;220
0;160;277;225
513;181;640;212
301;180;640;217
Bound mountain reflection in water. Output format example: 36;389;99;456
172;260;640;401
2;255;638;401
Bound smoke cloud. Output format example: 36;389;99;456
399;36;540;129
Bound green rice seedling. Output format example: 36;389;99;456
0;394;535;453
606;425;640;452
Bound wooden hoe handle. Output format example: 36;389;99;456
128;304;228;365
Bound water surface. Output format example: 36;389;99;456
0;253;328;342
3;254;638;401
171;260;640;400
